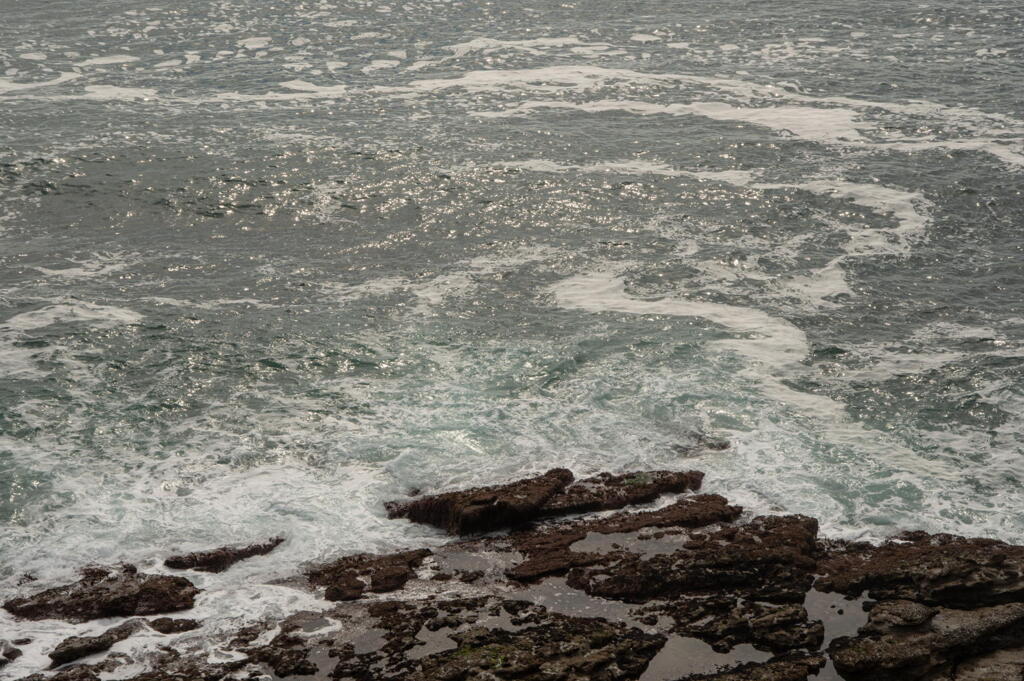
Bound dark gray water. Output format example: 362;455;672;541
1;0;1022;667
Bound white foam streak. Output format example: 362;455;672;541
444;36;608;58
2;303;142;332
214;80;347;102
400;64;1024;166
0;72;79;94
477;98;868;146
76;55;139;66
550;269;957;482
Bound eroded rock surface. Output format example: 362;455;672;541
538;469;705;517
49;620;144;667
148;617;201;634
829;601;1024;680
164;536;284;573
507;493;742;582
568;515;819;604
818;531;1024;608
386;468;574;535
3;565;199;623
689;655;826;680
305;548;431;601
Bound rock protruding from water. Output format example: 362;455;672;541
538;469;705;517
507;493;742;582
386;468;574;535
306;548;432;601
817;530;1024;608
1;640;23;668
569;514;820;603
148;617;201;634
164;537;284;573
3;565;199;623
830;601;1024;680
49;619;144;667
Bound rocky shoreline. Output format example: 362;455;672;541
4;469;1024;680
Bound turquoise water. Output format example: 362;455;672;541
1;0;1023;668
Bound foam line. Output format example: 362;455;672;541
550;268;958;481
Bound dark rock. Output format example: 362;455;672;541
507;493;742;582
1;639;23;667
243;610;343;677
945;645;1024;680
17;469;1024;681
148;617;201;634
328;596;664;681
641;598;824;653
49;619;144;667
860;600;937;633
566;515;819;604
120;652;247;681
249;630;318;677
306;548;431;601
538;469;704;517
830;601;1024;680
817;531;1024;608
18;667;102;681
385;468;574;535
681;654;826;680
164;536;284;573
408;612;665;681
458;569;484;583
3;565;199;623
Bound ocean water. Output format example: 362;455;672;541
1;0;1023;670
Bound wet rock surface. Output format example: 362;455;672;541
1;639;23;667
386;467;574;535
148;617;201;634
817;531;1024;608
7;469;1024;681
538;469;705;517
305;548;432;601
507;493;742;582
48;619;144;667
829;601;1024;680
164;536;284;573
3;565;199;623
567;514;819;605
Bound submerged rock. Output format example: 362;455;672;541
386;468;574;535
164;536;284;573
49;619;144;667
3;565;199;623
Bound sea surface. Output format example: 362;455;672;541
1;0;1023;671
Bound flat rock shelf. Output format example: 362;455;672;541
5;468;1024;680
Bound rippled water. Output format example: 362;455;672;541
1;0;1023;668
